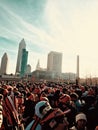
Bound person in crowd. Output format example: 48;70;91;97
70;92;82;112
0;86;22;130
23;93;35;128
81;95;98;130
58;93;77;128
25;100;52;130
70;112;87;130
0;101;3;129
41;108;70;130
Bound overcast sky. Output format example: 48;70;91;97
0;0;98;78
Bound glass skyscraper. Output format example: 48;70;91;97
20;48;28;77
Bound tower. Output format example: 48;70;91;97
15;39;26;75
0;53;8;74
20;48;28;77
47;51;62;74
76;55;80;85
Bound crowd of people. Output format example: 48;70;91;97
0;80;98;130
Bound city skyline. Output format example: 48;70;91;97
0;0;98;78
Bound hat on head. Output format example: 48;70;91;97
76;113;87;122
59;94;71;103
40;96;49;102
35;101;52;119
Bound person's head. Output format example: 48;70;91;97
70;92;79;102
85;95;95;106
3;89;9;96
95;126;98;130
75;113;87;129
35;100;52;119
28;93;35;101
59;94;71;104
41;108;70;130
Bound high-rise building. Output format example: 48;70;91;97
0;53;8;74
76;55;80;85
47;51;62;74
20;49;28;77
15;39;26;75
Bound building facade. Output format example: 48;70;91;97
20;49;28;77
0;53;8;74
15;38;26;75
47;51;62;74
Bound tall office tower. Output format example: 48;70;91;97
20;49;28;77
0;53;8;74
76;55;80;85
47;51;62;74
26;64;31;74
15;39;26;75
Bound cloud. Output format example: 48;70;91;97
0;4;56;48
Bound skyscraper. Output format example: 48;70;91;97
0;53;8;74
15;39;26;75
47;51;62;74
20;48;28;77
76;55;80;85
